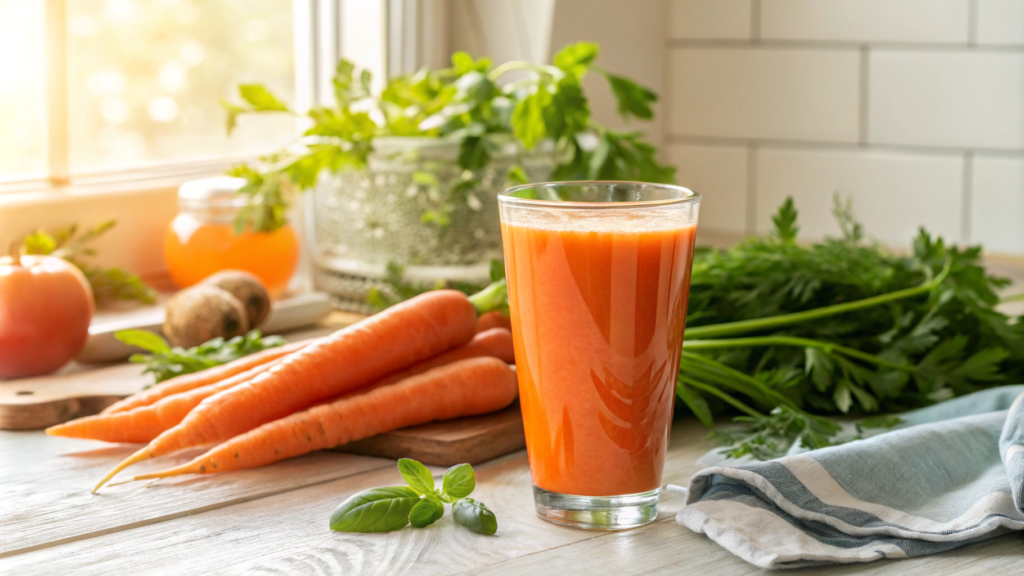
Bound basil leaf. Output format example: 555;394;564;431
442;463;476;499
409;496;444;528
398;458;435;495
453;498;497;535
329;486;419;533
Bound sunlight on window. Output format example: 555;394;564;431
0;0;45;178
67;0;296;171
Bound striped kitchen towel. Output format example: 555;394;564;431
678;386;1024;569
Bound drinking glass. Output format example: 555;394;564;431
498;181;700;529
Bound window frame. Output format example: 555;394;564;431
1;0;360;199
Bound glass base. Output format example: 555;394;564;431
532;486;660;530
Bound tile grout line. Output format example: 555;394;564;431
962;152;974;243
859;45;870;146
666;39;1024;52
746;143;758;236
968;0;979;47
750;0;761;42
667;134;1024;158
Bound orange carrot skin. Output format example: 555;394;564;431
146;290;478;457
46;361;277;443
374;327;515;387
140;357;518;477
477;311;512;333
101;339;311;415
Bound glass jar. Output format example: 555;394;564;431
164;176;299;295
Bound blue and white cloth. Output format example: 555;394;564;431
678;386;1024;569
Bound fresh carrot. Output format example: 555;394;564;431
51;329;512;444
46;361;279;443
134;357;518;480
94;290;478;491
100;339;312;415
477;311;512;333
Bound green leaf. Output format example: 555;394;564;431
398;458;435;495
442;463;476;499
238;84;290;112
409;496;445;528
833;381;853;413
505;165;528;187
115;330;171;354
773;197;799;241
554;41;599;79
453;498;497;535
458;136;491;170
489;260;506;283
329;486;420;533
602;72;657;121
511;87;552;150
675;380;714;428
804;348;834;393
22;230;57;255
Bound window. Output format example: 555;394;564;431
1;0;298;184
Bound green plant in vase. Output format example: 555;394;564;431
223;41;673;309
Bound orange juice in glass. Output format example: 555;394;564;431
499;181;699;529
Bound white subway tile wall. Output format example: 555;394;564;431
971;157;1024;253
760;0;969;44
869;51;1024;150
976;0;1024;45
669;143;749;234
670;0;751;40
670;48;860;142
668;0;1024;254
756;148;964;245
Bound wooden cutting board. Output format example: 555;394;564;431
1;359;526;466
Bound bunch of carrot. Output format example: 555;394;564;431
46;289;519;492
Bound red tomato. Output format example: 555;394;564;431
0;253;94;379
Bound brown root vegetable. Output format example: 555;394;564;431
163;286;249;348
202;270;271;328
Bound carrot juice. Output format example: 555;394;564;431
498;182;699;529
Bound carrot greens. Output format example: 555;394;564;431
679;195;1023;458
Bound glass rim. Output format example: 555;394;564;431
498;180;700;209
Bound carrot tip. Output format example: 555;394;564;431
92;447;151;493
132;461;201;482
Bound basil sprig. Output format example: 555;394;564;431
329;458;498;535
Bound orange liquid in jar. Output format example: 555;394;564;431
502;214;696;497
164;216;300;295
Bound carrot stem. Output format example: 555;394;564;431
467;278;507;315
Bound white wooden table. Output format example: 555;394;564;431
3;419;1022;575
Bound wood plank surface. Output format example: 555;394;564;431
0;422;715;575
0;431;392;557
474;516;1024;576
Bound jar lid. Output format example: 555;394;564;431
178;176;249;211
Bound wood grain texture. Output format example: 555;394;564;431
473;516;1024;576
0;422;716;575
0;430;392;557
336;402;526;466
